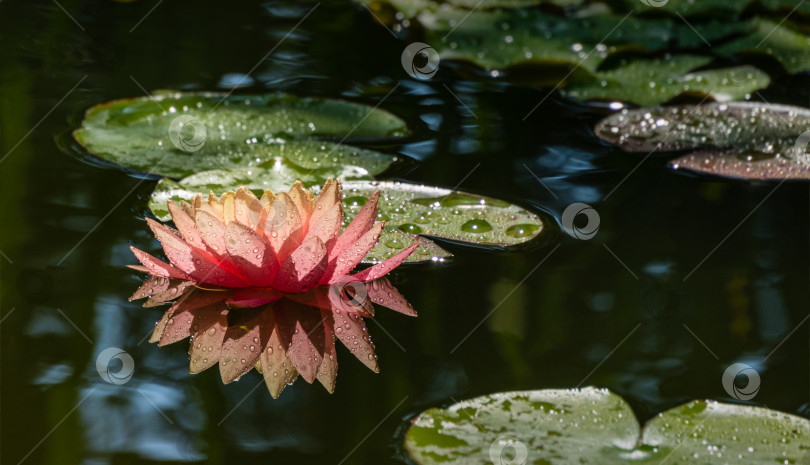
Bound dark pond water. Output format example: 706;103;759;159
1;0;809;464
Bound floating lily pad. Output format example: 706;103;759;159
594;102;810;180
566;56;769;106
404;387;810;464
148;179;543;264
73;92;407;179
365;0;810;104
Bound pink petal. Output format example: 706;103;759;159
329;190;379;261
262;192;304;261
219;309;270;383
159;300;228;346
144;280;195;308
288;181;314;232
225;220;279;287
150;289;228;344
189;308;228;373
129;275;171;301
333;310;379;372
287;286;374;317
222;191;236;223
234;187;262;228
260;307;299;398
309;179;341;228
327;222;384;281
279;301;325;383
167;202;209;252
227;288;284;308
130;246;189;280
366;277;417;316
304;202;342;253
273;237;328;293
147;219;248;287
351;241;420;283
316;310;337;393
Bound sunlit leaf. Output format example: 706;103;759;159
73;92;406;179
405;387;810;464
595;102;810;180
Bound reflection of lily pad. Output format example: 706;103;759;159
595;102;810;180
405;387;810;464
149;179;544;263
73;92;407;178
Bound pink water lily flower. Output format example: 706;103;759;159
129;179;419;397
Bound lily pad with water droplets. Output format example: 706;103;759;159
565;56;769;106
594;102;810;180
73;92;406;179
148;179;543;264
404;387;810;464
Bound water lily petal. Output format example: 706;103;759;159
168;201;210;252
260;307;299;398
288;181;313;231
219;309;269;384
281;301;326;383
310;179;341;228
148;218;247;287
329;222;384;281
304;202;342;252
189;308;228;373
227;288;284;308
234;187;262;228
330;190;379;263
222;191;236;224
333;310;379;373
159;300;229;346
144;280;195;308
129;275;171;301
351;241;420;283
225;220;278;287
316;310;338;393
366;277;417;316
273;237;328;293
130;246;189;280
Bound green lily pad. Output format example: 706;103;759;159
566;56;769;106
148;179;544;264
625;0;810;17
717;19;810;75
404;387;810;464
366;0;810;104
594;102;810;180
73;92;407;179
